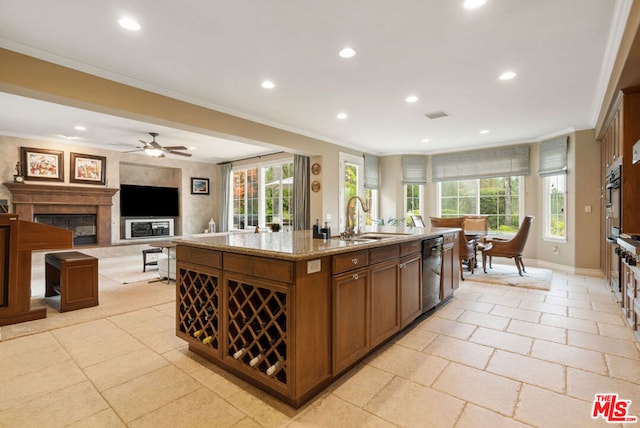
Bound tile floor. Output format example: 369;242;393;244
1;266;639;427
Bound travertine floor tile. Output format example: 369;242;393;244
567;367;640;403
0;360;87;409
423;334;494;369
507;319;566;343
0;381;108;427
290;394;394;427
539;312;599;334
477;293;522;308
598;321;640;341
393;323;438;351
103;365;200;422
518;300;567;316
469;326;533;355
83;347;169;391
66;408;126;427
606;354;640;384
128;387;246;428
568;307;626;326
457;310;510;330
332;364;394;408
568;330;640;359
419;316;477;340
444;298;495;314
433;362;520;416
225;385;298;427
490;305;541;323
456;403;531;428
364;376;465;427
531;339;607;375
515;384;605;427
486;350;565;392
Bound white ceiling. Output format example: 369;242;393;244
0;0;626;163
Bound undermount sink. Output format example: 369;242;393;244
344;232;411;242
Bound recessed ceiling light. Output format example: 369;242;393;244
188;146;196;150
421;138;430;143
61;135;79;140
74;125;86;131
499;71;517;80
463;0;487;9
118;17;141;31
338;47;356;58
405;95;419;103
480;129;490;134
337;112;348;120
261;80;275;89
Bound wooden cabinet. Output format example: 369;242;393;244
400;252;422;328
441;232;459;301
332;267;370;374
175;234;449;407
620;259;639;339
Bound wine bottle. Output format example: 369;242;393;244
202;335;213;345
266;360;282;376
249;352;264;367
193;329;204;338
233;345;247;359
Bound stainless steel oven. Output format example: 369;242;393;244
606;165;622;294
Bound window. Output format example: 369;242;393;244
339;153;364;231
263;162;294;228
364;188;378;225
405;184;423;218
544;174;566;239
231;167;259;230
230;159;294;230
439;176;523;233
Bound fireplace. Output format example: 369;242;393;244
34;214;97;246
3;183;119;246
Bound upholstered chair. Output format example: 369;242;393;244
429;216;476;280
481;216;534;276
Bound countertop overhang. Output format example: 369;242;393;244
174;226;460;261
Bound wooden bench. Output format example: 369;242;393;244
45;251;98;312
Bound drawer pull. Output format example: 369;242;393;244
352;258;358;265
353;274;359;280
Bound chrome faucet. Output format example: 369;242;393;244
343;195;369;239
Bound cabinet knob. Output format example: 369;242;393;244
353;274;359;280
352;258;358;265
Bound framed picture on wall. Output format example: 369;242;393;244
21;147;64;182
191;177;209;194
70;152;106;185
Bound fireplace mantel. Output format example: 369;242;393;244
3;183;119;245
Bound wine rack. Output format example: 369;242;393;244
227;278;288;386
177;267;220;351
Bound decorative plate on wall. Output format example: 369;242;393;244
311;180;321;192
311;163;321;175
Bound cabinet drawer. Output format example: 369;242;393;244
177;246;222;269
442;233;456;244
369;245;399;264
400;240;421;257
332;250;369;274
224;253;294;284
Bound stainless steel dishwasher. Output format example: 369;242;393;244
422;237;443;313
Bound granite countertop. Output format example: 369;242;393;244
174;226;460;261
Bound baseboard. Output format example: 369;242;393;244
524;258;604;278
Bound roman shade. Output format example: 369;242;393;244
364;154;380;189
538;136;568;176
402;156;427;184
432;145;530;182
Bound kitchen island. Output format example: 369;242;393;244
174;226;460;407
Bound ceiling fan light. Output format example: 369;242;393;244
145;148;163;157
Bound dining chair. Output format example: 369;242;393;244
429;216;476;280
481;216;534;276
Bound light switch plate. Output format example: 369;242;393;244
307;259;321;274
585;205;592;213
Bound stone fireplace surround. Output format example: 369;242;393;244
3;183;119;246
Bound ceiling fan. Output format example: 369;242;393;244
126;132;192;157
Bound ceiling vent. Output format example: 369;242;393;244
424;110;449;120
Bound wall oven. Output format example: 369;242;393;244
606;165;622;294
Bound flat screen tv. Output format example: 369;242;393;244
120;184;179;217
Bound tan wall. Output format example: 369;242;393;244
0;135;217;242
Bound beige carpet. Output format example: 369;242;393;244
0;256;175;341
465;263;552;290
